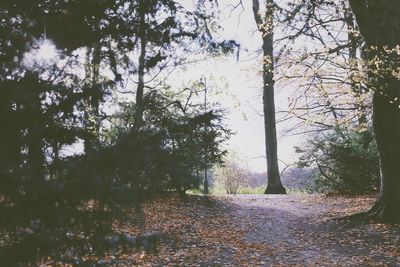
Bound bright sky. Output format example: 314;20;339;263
172;0;301;173
27;0;303;173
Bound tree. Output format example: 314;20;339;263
214;156;249;195
348;0;400;222
276;0;369;136
116;83;232;195
252;0;286;194
295;126;380;194
273;0;377;195
0;1;235;263
274;0;399;221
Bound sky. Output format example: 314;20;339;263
171;0;302;173
28;0;304;174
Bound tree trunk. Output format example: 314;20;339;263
134;8;146;129
91;44;101;137
27;75;44;183
83;45;101;153
345;7;367;126
263;50;285;194
27;80;45;202
349;0;400;222
203;168;209;194
370;88;400;222
28;123;44;182
252;0;286;194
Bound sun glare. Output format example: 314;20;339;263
36;40;58;62
23;38;59;67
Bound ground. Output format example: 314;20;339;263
221;194;400;266
9;193;400;266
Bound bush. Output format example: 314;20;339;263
213;158;249;195
296;127;380;195
116;92;232;195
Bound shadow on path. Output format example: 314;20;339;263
216;194;400;266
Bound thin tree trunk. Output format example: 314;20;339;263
204;168;209;194
345;7;367;126
252;0;286;194
28;123;43;182
346;10;357;61
135;8;146;129
51;142;60;179
91;44;101;137
27;76;45;201
83;45;101;153
349;0;400;222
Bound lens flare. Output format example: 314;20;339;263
36;40;58;62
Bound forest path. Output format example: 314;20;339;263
28;193;399;265
215;194;400;266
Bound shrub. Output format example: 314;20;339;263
213;159;249;195
296;127;380;195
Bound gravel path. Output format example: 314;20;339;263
215;194;400;266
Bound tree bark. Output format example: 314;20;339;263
345;7;367;126
204;168;209;194
27;75;45;183
83;45;101;153
370;87;400;222
349;0;400;222
134;7;146;129
252;0;286;194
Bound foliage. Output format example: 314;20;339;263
112;86;232;195
276;0;371;134
0;0;235;264
213;158;249;195
296;127;380;194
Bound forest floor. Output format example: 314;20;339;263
220;194;400;266
27;193;400;266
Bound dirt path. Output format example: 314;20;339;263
216;194;400;266
21;193;400;266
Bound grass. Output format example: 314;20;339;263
188;185;310;196
237;185;266;194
